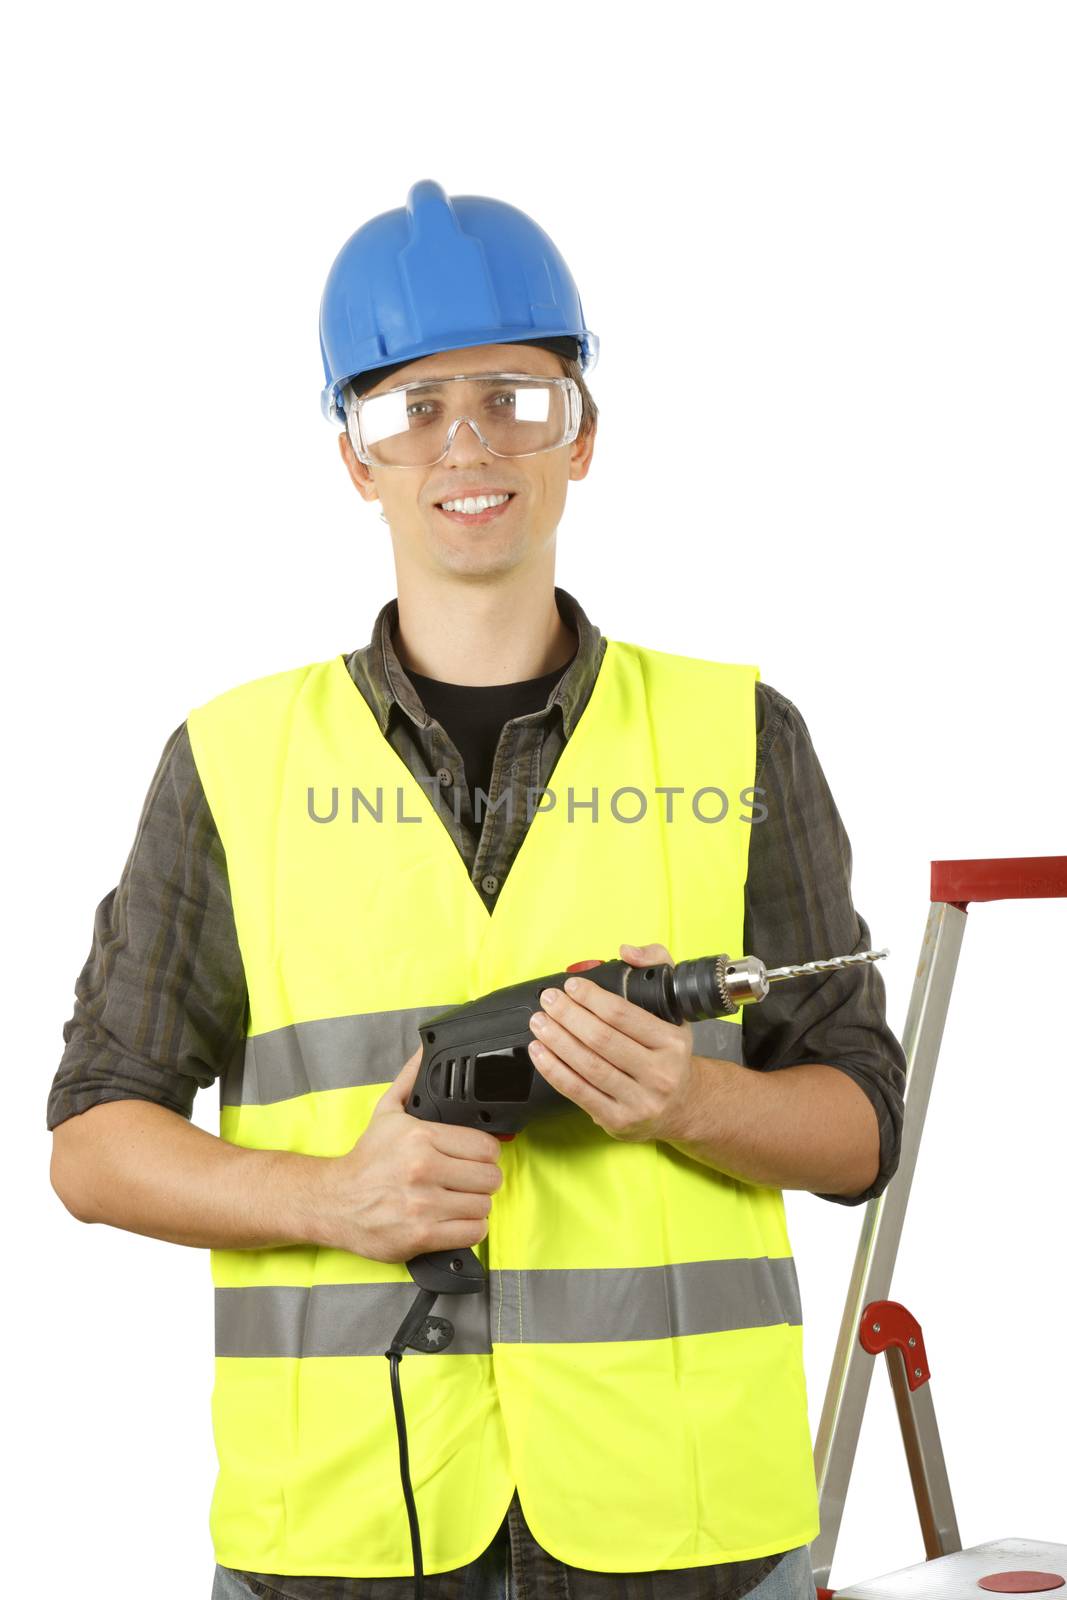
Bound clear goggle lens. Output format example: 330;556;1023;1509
348;373;580;467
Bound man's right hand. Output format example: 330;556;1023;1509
311;1046;505;1262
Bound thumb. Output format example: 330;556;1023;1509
620;941;674;967
376;1045;424;1113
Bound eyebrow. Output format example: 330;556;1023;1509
390;373;537;395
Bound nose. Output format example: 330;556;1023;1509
439;415;494;466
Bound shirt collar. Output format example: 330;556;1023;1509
346;586;604;741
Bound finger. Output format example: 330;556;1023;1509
534;991;646;1079
558;972;672;1050
384;1048;423;1102
430;1123;504;1163
529;1038;618;1119
620;941;674;966
434;1144;503;1186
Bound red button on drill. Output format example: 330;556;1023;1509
566;960;603;972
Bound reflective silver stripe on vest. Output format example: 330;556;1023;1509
223;1009;745;1107
215;1256;801;1357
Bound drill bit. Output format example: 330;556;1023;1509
764;948;889;983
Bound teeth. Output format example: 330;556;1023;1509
440;493;511;513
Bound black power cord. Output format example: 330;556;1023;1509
388;1350;424;1592
386;1286;459;1599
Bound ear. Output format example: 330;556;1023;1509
568;420;597;483
338;430;379;504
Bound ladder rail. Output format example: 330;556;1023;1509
883;1345;961;1560
811;900;967;1587
811;855;1067;1592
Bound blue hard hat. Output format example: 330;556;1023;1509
319;178;599;423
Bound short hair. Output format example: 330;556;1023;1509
557;351;598;440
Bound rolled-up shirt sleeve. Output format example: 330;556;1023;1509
46;723;248;1131
742;684;907;1205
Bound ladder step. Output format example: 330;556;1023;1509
825;1539;1067;1600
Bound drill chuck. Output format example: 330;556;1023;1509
627;953;770;1022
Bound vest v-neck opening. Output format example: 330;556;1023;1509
330;643;616;928
404;654;575;826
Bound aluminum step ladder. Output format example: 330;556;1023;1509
812;856;1067;1599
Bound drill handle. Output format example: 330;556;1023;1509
406;1245;485;1296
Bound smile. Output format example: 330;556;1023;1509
434;493;517;524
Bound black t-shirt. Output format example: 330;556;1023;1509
405;652;576;827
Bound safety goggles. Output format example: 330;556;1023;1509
344;372;583;469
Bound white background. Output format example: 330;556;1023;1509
6;2;1066;1594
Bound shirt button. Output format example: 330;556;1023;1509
481;874;500;895
436;767;453;787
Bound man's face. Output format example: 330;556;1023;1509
338;342;595;581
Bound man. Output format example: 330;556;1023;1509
48;179;906;1600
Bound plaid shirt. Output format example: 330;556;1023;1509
47;587;907;1600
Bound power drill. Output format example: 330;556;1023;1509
383;943;888;1596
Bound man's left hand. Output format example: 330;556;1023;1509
528;941;698;1143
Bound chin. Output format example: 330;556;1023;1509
433;539;529;575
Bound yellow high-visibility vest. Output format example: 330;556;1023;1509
186;637;820;1579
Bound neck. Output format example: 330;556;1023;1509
390;574;577;686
